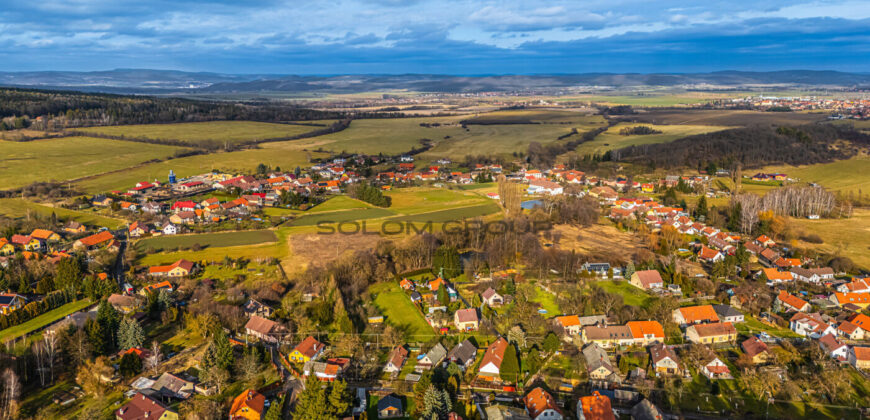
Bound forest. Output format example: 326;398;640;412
611;124;870;169
0;88;401;130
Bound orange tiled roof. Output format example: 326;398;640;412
677;305;720;324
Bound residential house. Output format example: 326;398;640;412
527;179;564;196
553;315;605;340
756;235;776;247
244;315;287;344
630;399;662;420
169;211;197;225
791;267;835;284
848;347;870;370
840;313;870;340
741;336;771;365
629;270;663;290
0;239;14;256
582;343;617;381
30;229;60;242
128;222;147;238
73;230;115;250
161;223;178;235
115;393;178;420
141;202;162;215
712;305;744;323
485;405;532;420
64;220;86;234
761;268;793;285
377;394;404;419
229;389;265;420
576;391;615;420
141;281;173;296
777;291;810;312
830;292;870;309
700;357;732;380
837;278;870;294
242;299;274;318
92;195;113;207
685;322;737;344
698;246;724;263
150;372;194;400
627;321;666;346
289;336;326;363
148;259;194;277
107;294;140;314
482;287;504;306
672;305;720;327
478;337;509;381
790;313;836;338
582;321;664;348
303;358;350;381
0;294;24;315
649;343;682;376
417;343;447;371
454;308;479;331
819;333;849;360
523;387;563;420
383;346;409;374
447;339;477;370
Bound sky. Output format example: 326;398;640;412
1;0;870;74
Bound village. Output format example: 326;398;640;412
0;145;868;420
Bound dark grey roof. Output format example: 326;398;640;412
712;304;743;318
447;339;477;365
377;394;403;412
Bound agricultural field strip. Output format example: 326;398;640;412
134;229;278;252
0;299;94;342
74;120;333;146
0;198;126;229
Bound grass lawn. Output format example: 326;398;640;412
0;299;93;342
290;207;396;226
135;229;277;252
574;122;731;156
388;203;501;223
386;188;491;215
762;155;870;196
736;314;801;338
790;208;870;270
0;136;189;190
137;242;284;265
594;280;653;308
307;195;371;213
74;145;327;193
74;120;331;147
530;285;561;315
0;198;126;229
370;282;433;339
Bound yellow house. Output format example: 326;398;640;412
229;389;265;420
25;237;44;252
0;239;14;256
288;336;325;363
30;229;61;242
147;259;194;277
686;322;737;344
0;294;24;315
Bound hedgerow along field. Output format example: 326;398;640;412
0;136;189;190
135;229;278;253
74;120;336;147
573;122;732;156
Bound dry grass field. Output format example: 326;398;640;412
574;122;731;155
548;221;646;262
623;109;828;126
792;208;870;270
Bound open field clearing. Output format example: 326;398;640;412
307;195;371;212
0;299;93;342
74;120;333;147
559;94;718;107
459;109;600;123
290;207;396;226
574;122;731;155
370;282;433;338
135;229;277;252
293;111;605;160
386;187;492;214
0;198;126;229
595;280;653;307
284;233;383;274
137;242;284;266
550;222;646;262
623;109;828;126
0;129;58;141
0;136;189;190
74;147;326;193
388;203;501;223
792;208;870;270
762;155;870;196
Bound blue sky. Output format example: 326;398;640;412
1;0;869;74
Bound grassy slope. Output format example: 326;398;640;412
575;122;732;155
595;280;653;307
134;230;277;252
74;120;332;146
370;282;433;337
0;299;93;342
0;136;188;190
0;198;126;229
791;208;870;270
762;155;870;195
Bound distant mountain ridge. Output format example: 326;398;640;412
1;69;869;94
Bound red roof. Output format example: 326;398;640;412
148;259;193;274
229;389;265;419
293;336;325;359
577;391;615;420
115;393;170;420
524;387;562;419
479;337;508;371
77;230;114;247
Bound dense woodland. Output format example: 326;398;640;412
0;88;399;130
611;124;870;169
